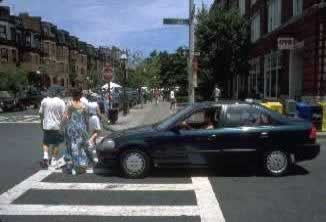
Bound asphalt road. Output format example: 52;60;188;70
0;103;325;222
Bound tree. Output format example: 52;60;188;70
196;6;251;99
0;67;28;95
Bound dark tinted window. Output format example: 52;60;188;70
225;104;274;127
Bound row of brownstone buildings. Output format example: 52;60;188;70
0;6;120;90
213;0;326;101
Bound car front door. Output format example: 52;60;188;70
151;107;223;167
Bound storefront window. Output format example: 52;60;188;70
249;58;262;98
264;51;281;98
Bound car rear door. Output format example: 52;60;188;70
218;104;261;165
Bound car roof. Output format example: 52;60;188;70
192;100;253;108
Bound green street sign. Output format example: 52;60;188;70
163;18;189;25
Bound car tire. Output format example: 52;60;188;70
263;149;290;177
120;149;150;178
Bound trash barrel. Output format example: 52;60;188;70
296;102;322;131
108;108;119;124
319;102;326;131
284;99;297;116
261;102;283;114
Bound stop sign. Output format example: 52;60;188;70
103;65;113;81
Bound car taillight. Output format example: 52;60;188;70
309;126;317;140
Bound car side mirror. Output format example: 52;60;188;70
171;124;181;133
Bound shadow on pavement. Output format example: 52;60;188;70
93;164;310;179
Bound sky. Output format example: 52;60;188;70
2;0;214;56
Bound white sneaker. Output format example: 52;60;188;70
55;157;66;169
50;158;57;167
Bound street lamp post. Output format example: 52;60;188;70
120;52;128;116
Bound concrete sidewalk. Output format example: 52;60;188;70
104;102;172;131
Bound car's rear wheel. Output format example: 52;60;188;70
120;149;150;178
263;150;290;177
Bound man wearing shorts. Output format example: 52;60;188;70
39;92;66;168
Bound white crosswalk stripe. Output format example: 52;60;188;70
0;115;40;124
0;169;225;222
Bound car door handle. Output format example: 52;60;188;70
260;132;269;138
208;135;217;141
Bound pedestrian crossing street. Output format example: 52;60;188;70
0;115;40;124
0;168;225;222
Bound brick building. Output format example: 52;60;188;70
0;5;120;91
213;0;326;101
0;6;18;73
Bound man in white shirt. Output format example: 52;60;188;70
80;90;89;106
39;92;66;168
212;84;221;102
170;90;176;111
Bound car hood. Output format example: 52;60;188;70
109;125;156;139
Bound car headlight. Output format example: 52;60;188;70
101;138;115;149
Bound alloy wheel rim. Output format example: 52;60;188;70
266;151;288;174
124;152;145;175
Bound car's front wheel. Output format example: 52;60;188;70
120;149;150;178
263;149;290;177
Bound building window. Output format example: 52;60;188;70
12;49;17;63
16;31;22;46
10;28;16;41
25;32;31;47
33;34;41;49
268;0;282;32
251;14;261;42
1;48;8;62
293;0;303;16
0;25;7;39
264;51;282;98
239;0;246;15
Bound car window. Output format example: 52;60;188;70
182;107;221;130
186;112;205;124
225;105;274;127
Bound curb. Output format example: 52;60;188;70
317;132;326;139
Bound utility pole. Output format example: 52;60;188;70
188;0;195;104
163;0;196;104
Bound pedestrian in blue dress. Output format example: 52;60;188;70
64;88;90;175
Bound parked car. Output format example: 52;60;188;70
0;91;17;112
96;101;320;178
17;87;44;109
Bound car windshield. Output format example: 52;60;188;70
155;105;193;130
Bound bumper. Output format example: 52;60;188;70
295;144;320;162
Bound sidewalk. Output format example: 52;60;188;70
104;102;172;132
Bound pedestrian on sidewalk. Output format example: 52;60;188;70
154;88;160;105
64;88;90;175
170;89;177;111
39;90;66;169
212;84;221;102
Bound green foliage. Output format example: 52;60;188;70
0;67;28;95
196;6;251;99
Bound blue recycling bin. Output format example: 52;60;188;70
296;102;322;130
